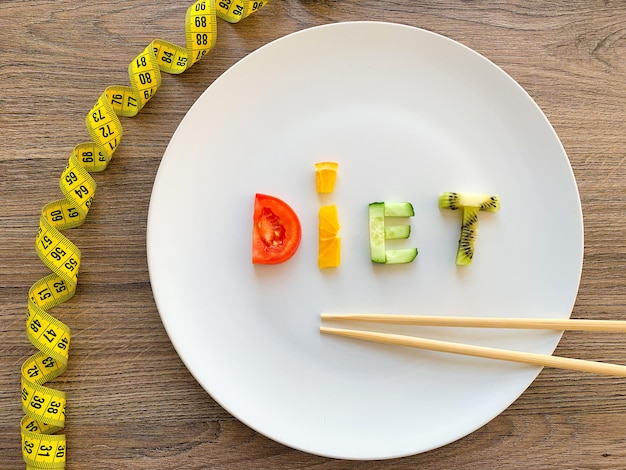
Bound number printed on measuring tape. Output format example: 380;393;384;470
216;0;266;23
21;1;269;468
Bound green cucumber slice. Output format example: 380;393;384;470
368;203;386;263
385;248;418;264
384;225;411;239
384;202;415;217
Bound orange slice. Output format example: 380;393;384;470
318;204;340;269
318;236;341;269
315;161;339;193
319;204;340;239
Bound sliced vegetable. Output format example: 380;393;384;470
315;161;339;193
368;202;417;264
385;224;411;239
252;193;302;264
368;202;387;263
384;247;418;264
384;202;415;217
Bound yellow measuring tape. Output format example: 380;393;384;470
21;1;268;468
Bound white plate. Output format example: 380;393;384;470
147;22;583;460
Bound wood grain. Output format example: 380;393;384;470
1;1;625;468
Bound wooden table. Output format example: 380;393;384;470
2;1;625;468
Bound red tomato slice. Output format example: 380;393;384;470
252;193;302;264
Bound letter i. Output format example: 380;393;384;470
315;162;340;269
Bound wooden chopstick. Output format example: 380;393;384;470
319;326;626;377
321;314;626;332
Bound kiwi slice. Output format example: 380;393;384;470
456;206;479;265
439;192;500;212
439;192;500;265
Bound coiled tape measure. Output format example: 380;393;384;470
21;1;268;468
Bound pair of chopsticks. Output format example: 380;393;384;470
320;314;626;377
